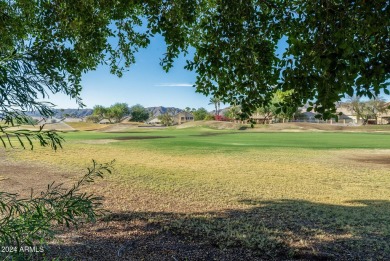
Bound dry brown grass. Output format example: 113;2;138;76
66;122;108;131
6;141;390;212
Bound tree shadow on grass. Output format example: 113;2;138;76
43;199;390;260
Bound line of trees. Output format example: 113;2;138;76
85;97;389;126
86;103;150;123
86;104;218;124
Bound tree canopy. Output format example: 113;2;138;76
193;107;209;120
1;0;389;131
92;103;129;123
129;104;149;122
184;1;389;118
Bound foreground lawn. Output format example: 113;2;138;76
4;128;390;259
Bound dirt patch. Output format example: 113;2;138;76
338;149;390;166
0;152;77;197
112;136;175;140
348;154;390;165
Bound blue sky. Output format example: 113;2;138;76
50;34;215;110
50;35;289;110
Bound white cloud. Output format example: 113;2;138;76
154;83;194;87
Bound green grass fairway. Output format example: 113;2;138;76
5;127;390;259
63;127;390;149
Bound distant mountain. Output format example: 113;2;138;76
26;109;93;118
146;106;183;118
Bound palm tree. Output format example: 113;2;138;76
209;96;221;116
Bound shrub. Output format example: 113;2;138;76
0;160;114;260
214;115;231;121
193;108;209;120
158;113;174;126
204;114;215;121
